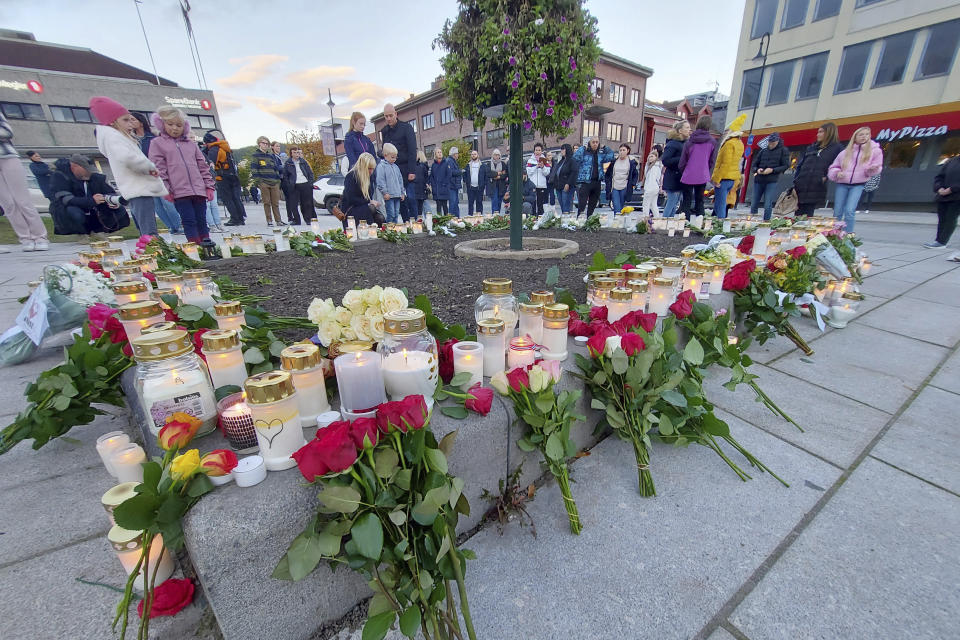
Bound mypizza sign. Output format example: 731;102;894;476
875;125;949;141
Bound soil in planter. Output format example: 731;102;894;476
210;229;699;328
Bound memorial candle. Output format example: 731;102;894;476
649;277;675;316
606;288;633;322
201;329;248;390
452;342;484;389
216;392;259;453
118;301;165;340
541;304;569;361
109;528;175;591
244;370;305;471
280;343;331;428
518;302;544;344
477;318;506;377
213;301;246;331
110;444;146;483
506;337;536;369
96;431;130;477
334;351;387;413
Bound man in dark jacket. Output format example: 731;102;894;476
926;154;960;252
203;133;246;226
281;146;317;225
380;103;418;221
750;132;790;220
27;151;53;200
49;155;129;235
551;144;577;214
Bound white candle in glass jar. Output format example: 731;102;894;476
541;304;570;361
202;345;248;390
709;266;725;295
477;319;506;377
334;351;387;413
245;371;305;471
754;224;772;256
479;307;518;338
280;344;331;428
110;444;146;483
518;303;543;344
382;350;436;401
452;342;484;390
507;337;536;370
139;367;217;436
649;278;675;316
97;431;130;477
109;528;175;592
606;288;633;322
218;237;232;260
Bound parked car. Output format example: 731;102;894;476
312;174;344;212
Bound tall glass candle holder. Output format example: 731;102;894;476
280;343;331;428
112;281;149;306
112;265;149;288
79;250;102;264
181;242;201;262
181;269;220;310
334;350;387;415
592;277;617;307
649;277;675;316
216;392;259;453
378;309;439;406
475;278;519;337
110;444;146;484
541;303;569;361
119;301;165;340
530;290;555;305
452;342;484;389
96;431;130;477
155;273;185;299
140;252;159;272
89;240;110;253
518;302;544;344
507;336;536;370
201;329;248;390
244;370;305;471
754;222;772;256
684;269;707;299
477;318;506;377
213;301;245;331
108;528;174;592
708;265;726;295
628;280;648;312
606;269;627;286
101;248;124;269
131;329;218;437
827;292;862;328
606;288;633;322
217;235;233;260
661;257;684;282
273;228;290;252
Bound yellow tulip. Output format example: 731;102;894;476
170;449;201;482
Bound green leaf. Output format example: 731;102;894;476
534;393;555;414
683;338;705;366
399;606;422;638
590;398;606;410
388;509;407;526
660;389;688;408
413;294;433;315
155;493;187;524
243;346;266;365
351;513;384;561
214;384;243;402
176;304;204;321
271;555;292;581
112;493;159;531
374;448;399;478
424;448;448;474
435;533;451;564
545;433;564;461
516;437;536;452
318;485;362;514
611;350;629;375
52;395;71;411
437;430;457;457
186;473;213;498
362;610;395;640
287;533;325;580
658;414;675;436
448;372;473;387
269;341;286;357
367;594;394;617
412;499;439;526
545;265;560;287
419;570;434;591
440;405;469;420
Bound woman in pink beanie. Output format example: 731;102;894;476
89;96;166;234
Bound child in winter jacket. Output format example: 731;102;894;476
642;149;663;216
376;143;406;223
827;126;883;233
147;105;216;244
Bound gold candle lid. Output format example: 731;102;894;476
337;340;374;353
606;269;627;279
130;329;192;361
594;277;618;291
101;248;123;257
79;251;102;262
213;301;243;316
530;290;555;305
107;235;125;242
663;257;683;267
477;318;506;334
156;273;184;284
89;241;110;250
201;329;241;352
626;269;647;278
519;302;543;315
610;287;633;301
481;278;513;294
244;370;295;404
112;265;142;277
543;303;569;320
686;268;706;277
118;300;162;321
153;270;173;277
628;280;648;292
280;343;322;371
181;242;198;249
680;248;696;258
384;309;427;335
587;270;609;282
101;482;139;511
182;269;211;281
108;525;144;551
142;321;178;335
112;281;148;295
151;288;177;302
652;277;674;287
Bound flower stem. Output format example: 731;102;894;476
554;465;582;535
783;321;814;356
445;526;477;640
749;381;803;431
631;434;657;497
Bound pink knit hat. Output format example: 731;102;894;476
88;96;129;125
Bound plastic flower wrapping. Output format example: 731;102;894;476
48;263;116;306
307;286;408;346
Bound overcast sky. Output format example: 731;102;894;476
2;0;746;146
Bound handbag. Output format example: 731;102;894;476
773;188;799;216
331;204;346;222
96;205;130;233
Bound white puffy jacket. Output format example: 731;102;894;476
95;125;167;199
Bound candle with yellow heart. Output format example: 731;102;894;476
244;370;305;471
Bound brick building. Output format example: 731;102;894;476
370;51;654;161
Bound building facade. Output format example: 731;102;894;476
371;52;654;163
0;30;220;184
728;0;960;205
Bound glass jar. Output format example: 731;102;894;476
280;343;331;429
155;273;184;298
661;257;684;282
112;264;150;289
107;235;129;259
475;278;518;337
140;252;159;272
680;248;696;265
108;527;174;591
119;301;166;340
334;350;386;415
181;242;201;261
592;277;617;307
752;222;771;254
181;269;220;310
766;239;782;257
216;392;259;453
378;309;439;405
606;269;627;286
541;304;569;361
201;329;248;390
244;371;305;471
131;329;217;437
708;264;726;295
101;248;124;269
518;302;544;344
142;321;179;335
477;318;506;377
451;342;484;389
684;268;709;298
78;250;103;264
272;228;289;252
649;277;675;316
628;280;648;312
606;288;633;322
530;290;554;305
112;281;149;306
213;301;245;331
216;235;233;260
507;336;536;369
151;288;177;309
89;240;110;253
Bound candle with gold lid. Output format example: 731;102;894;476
244;370;305;471
592;277;618;306
214;300;245;331
181;269;220;310
202;329;249;390
661;257;684;281
112;281;149;305
150;288;177;309
477;318;506;377
142;321;178;335
89;240;110;252
101;247;124;269
118;301;165;339
181;242;201;261
280;343;331;429
606;268;627;286
541;303;569;361
379;309;439;406
155;273;185;298
606;288;633;322
649;277;675;316
530;290;555;305
628;279;649;312
475;278;519;336
518;302;544;344
79;250;103;263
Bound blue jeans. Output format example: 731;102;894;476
153;197;182;232
174;196;210;243
206;199;221;228
491;190;503;214
663;190;682;217
548;188;555;206
467;186;484;215
751;181;780;221
449;189;460;217
402;183;416;221
833;183;865;233
713;179;734;219
384;197;401;223
611;188;628;214
556;188;573;213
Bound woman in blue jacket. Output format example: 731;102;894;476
344;112;377;171
428;147;451;215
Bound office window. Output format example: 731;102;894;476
873;32;915;87
855;0;884;6
796;52;829;99
1;102;44;120
185;115;202;128
609;83;625;104
198;115;216;129
813;0;841;21
627;126;637;144
739;67;763;109
606;122;622;141
590;78;604;99
835;42;873;93
486;128;505;150
424;144;436;158
751;0;778;39
422;113;435;130
50;105;92;123
630;88;640;107
917;19;960;79
583;119;600;138
440;107;454;125
765;60;795;105
781;0;808;30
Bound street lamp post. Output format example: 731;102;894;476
740;32;771;205
326;89;339;174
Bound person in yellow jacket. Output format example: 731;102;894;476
711;113;746;219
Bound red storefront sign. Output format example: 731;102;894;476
762;109;960;148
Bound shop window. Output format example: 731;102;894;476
751;0;778;39
835;42;873;93
630;89;640;108
590;78;604;100
873;32;915;87
781;0;808;31
583;119;600;138
627;126;637;144
813;0;841;21
1;102;44;120
606;122;622;141
884;140;920;169
937;136;960;166
440;107;454;125
486;128;505;150
739;67;763;109
766;60;795;105
422;113;435;130
609;83;625;104
796;52;829;100
916;19;960;79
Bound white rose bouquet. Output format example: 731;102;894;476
307;286;409;346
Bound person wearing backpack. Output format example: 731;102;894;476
203;132;246;226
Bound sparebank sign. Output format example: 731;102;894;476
164;96;212;110
875;125;949;141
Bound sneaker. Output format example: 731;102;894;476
212;225;225;233
948;252;960;263
33;240;49;251
266;223;274;227
922;241;946;249
21;241;35;252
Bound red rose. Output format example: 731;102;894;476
163;308;180;323
568;313;592;337
788;245;807;259
348;417;379;449
723;260;756;291
586;326;615;358
621;263;635;270
103;315;129;345
438;338;459;384
506;367;530;392
738;235;755;254
293;421;357;481
192;328;209;361
144;272;157;284
376;395;428;433
588;318;611;336
620;332;645;356
588;306;608;322
137;578;194;619
199;449;238;476
464;383;493;415
399;394;428;430
669;289;697;319
616;310;657;333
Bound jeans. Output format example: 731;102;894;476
751;181;780;221
663;190;682;217
491;190;503;214
833;183;865;232
611;188;628;215
449;189;460;217
402;183;417;221
713;179;734;219
384;197;401;223
936;200;960;245
556;188;573;213
128;196;158;235
206;199;221;228
858;188;877;211
174;196;210;243
577;181;602;215
681;184;705;216
435;198;448;215
467;186;484;215
154;197;182;232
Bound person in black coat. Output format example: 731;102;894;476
340;152;382;228
27;151;53;200
380;104;418;221
661;121;690;217
750;132;790;220
48;156;129;235
281;148;317;225
793;122;843;216
927;154;960;250
486;149;508;214
551;143;577;214
412;151;430;217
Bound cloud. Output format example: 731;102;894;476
217;54;289;87
214;96;244;113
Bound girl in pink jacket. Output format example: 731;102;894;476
147;105;215;244
827;127;883;233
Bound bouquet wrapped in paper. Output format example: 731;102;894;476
807;233;851;279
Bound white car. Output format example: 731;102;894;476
312;174;344;212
